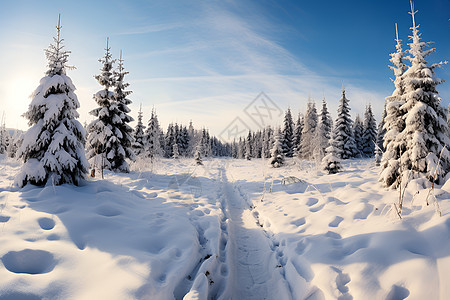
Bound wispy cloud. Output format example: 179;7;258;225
115;22;184;36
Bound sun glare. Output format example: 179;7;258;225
3;76;38;130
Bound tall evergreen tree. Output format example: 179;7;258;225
353;114;364;157
361;104;377;157
281;108;294;157
165;123;175;158
245;130;252;160
293;113;304;156
132;104;146;155
316;99;333;159
87;38;129;172
16;16;88;187
380;23;408;188
300;101;318;159
270;128;284;168
111;50;135;171
262;126;273;159
376;102;387;153
144;108;163;160
396;2;449;184
332;87;358;159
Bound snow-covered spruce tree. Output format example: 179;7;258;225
172;143;180;159
353;114;364;157
262;126;273;159
376;102;387;153
332;87;358;159
300;101;318;160
318;98;332;155
245;130;252;160
87;38;130;173
111;50;135;171
322;137;342;174
144;108;162;161
282;108;294;157
179;126;190;156
380;23;408;188
15;16;88;187
165;123;175;158
132;104;146;156
7;130;21;159
293;113;304;156
194;143;203;165
0;123;8;154
201;128;211;157
396;2;449;184
270;128;284;168
361;104;377;158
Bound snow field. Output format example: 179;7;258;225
0;155;449;299
229;158;450;300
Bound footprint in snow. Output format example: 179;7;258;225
38;217;55;230
309;204;325;213
291;217;306;227
306;197;318;206
330;266;352;300
328;216;344;228
386;284;410;300
1;249;57;275
0;215;10;223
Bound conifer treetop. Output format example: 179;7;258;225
45;14;74;76
95;37;115;89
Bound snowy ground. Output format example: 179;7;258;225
0;154;449;300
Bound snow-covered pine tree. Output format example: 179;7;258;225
314;99;333;161
144;107;162;161
132;104;146;155
172;143;180;159
332;87;358;159
201;128;211;157
87;38;131;173
111;50;135;171
245;130;252;160
179;126;190;156
300;101;318;160
0;121;8;154
270;128;284;168
361;104;377;158
353;114;364;157
252;130;262;158
322;137;342;174
7;130;21;159
282;108;294;157
165;123;175;158
293;113;304;156
194;142;203;165
237;137;244;159
396;1;449;184
380;23;408;188
16;16;88;187
262;126;273;159
376;102;387;152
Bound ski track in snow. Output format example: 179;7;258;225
218;166;292;300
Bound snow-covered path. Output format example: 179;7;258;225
219;167;292;300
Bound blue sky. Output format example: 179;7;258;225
0;0;448;137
